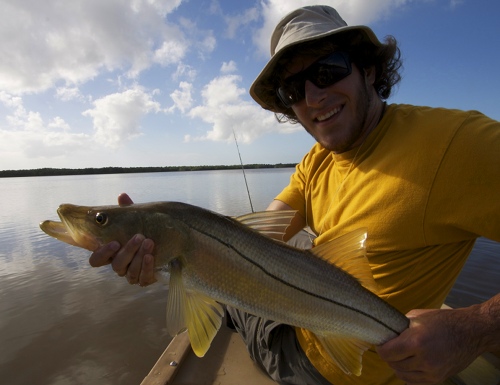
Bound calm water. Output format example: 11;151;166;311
0;169;498;385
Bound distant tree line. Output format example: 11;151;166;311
0;163;297;178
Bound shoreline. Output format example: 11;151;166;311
0;163;297;178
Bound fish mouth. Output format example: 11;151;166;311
39;205;101;251
39;219;82;247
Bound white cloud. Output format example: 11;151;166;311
220;61;238;74
200;33;217;54
188;75;298;143
0;94;92;160
178;17;217;59
7;109;44;132
198;75;246;107
172;63;197;81
82;88;161;148
48;116;71;131
153;40;188;66
0;91;23;110
168;82;193;113
449;0;464;9
224;7;260;39
1;94;44;132
130;0;183;16
55;87;86;102
0;86;163;164
0;128;92;162
0;0;188;94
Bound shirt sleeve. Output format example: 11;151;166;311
274;146;319;219
425;110;500;243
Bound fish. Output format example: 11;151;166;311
40;201;409;376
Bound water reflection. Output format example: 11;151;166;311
446;237;499;308
0;253;169;385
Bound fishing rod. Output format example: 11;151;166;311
232;129;254;213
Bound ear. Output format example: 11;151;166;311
363;66;376;86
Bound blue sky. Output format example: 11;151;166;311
1;0;499;171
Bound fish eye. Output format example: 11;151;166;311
95;212;108;226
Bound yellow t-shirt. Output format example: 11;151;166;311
275;104;500;384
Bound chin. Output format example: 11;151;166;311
319;138;348;153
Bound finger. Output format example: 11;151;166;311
111;234;144;276
88;241;121;267
385;356;417;372
406;308;430;319
392;369;436;385
377;323;420;362
377;338;410;362
386;355;445;385
126;238;154;285
139;253;157;287
118;193;134;206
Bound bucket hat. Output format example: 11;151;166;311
250;5;382;111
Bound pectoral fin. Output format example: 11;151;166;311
312;228;378;294
184;292;224;357
316;334;371;376
166;259;224;357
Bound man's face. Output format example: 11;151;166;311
286;53;379;153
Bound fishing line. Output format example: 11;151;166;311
232;129;254;213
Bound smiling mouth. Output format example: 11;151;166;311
316;106;342;122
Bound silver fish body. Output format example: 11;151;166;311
40;201;409;375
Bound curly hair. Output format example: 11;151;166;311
259;31;403;124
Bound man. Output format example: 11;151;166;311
89;5;500;385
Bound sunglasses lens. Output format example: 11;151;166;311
277;82;304;108
277;52;351;108
313;54;351;87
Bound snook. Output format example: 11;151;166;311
40;201;409;376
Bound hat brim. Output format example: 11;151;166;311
250;25;381;111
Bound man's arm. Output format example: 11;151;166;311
266;199;306;242
377;293;500;385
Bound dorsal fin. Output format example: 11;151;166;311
312;228;377;294
235;210;297;242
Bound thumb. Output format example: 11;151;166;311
118;193;134;206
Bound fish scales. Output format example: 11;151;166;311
167;202;406;342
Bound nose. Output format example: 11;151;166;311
304;80;327;107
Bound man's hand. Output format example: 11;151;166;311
377;307;483;385
88;193;157;286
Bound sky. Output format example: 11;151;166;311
1;0;499;171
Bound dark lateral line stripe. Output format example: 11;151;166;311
190;224;401;336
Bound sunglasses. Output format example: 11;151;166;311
277;51;352;108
